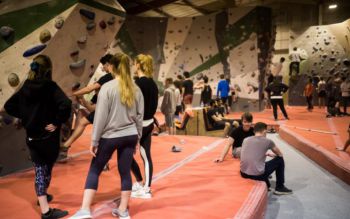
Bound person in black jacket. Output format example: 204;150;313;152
265;76;289;120
130;54;159;199
4;55;71;219
201;75;212;106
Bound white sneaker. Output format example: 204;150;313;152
112;208;130;219
131;187;152;199
131;182;143;192
68;209;92;219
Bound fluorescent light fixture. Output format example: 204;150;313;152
328;4;337;9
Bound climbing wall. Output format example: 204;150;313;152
288;18;350;105
112;7;273;111
0;1;125;176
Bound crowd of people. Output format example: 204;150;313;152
4;51;349;219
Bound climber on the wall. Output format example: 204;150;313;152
289;47;301;76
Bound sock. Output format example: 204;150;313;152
43;208;52;216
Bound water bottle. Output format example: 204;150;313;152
200;101;204;108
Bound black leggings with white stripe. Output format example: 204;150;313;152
131;123;154;187
85;135;137;191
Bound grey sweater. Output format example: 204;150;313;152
92;79;144;147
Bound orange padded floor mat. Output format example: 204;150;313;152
0;129;265;219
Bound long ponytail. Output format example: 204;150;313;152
135;54;154;78
110;53;135;108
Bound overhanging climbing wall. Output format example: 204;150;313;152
108;7;273;112
0;1;125;176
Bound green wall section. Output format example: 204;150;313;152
0;0;78;53
115;24;138;59
189;9;257;77
0;0;126;53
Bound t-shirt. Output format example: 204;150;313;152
289;51;301;62
229;126;254;149
201;84;212;104
207;108;219;126
240;136;275;176
341;81;350;97
217;80;230;98
318;80;326;92
91;73;114;104
182;79;194;95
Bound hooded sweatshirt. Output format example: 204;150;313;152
265;82;289;99
161;84;176;115
4;79;72;138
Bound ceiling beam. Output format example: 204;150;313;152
124;0;179;14
182;0;213;14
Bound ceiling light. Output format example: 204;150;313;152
328;4;337;9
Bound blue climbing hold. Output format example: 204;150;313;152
23;44;47;57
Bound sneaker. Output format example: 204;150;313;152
37;193;53;206
68;209;91;219
273;186;293;195
112;208;130;219
132;182;143;192
131;187;152;199
42;208;68;219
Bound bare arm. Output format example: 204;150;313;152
211;114;222;122
77;96;95;112
73;83;101;96
214;137;234;162
271;145;283;157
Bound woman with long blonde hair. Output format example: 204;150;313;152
130;54;159;199
69;53;144;219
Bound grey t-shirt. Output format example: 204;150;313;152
240;136;275;176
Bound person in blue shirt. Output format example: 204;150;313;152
217;74;230;114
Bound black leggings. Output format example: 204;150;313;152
270;99;288;120
306;96;313;110
34;162;54;196
131;123;154;187
85;135;137;191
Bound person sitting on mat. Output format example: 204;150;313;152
214;112;254;162
240;122;293;195
206;100;231;136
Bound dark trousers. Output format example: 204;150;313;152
240;156;285;189
85;135;137;191
131;123;154;187
342;96;350;114
306;96;313;110
289;62;300;75
270;99;288;120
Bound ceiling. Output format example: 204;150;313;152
0;0;348;17
116;0;324;17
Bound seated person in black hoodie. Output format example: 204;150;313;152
206;100;231;136
4;55;71;219
265;76;289;120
